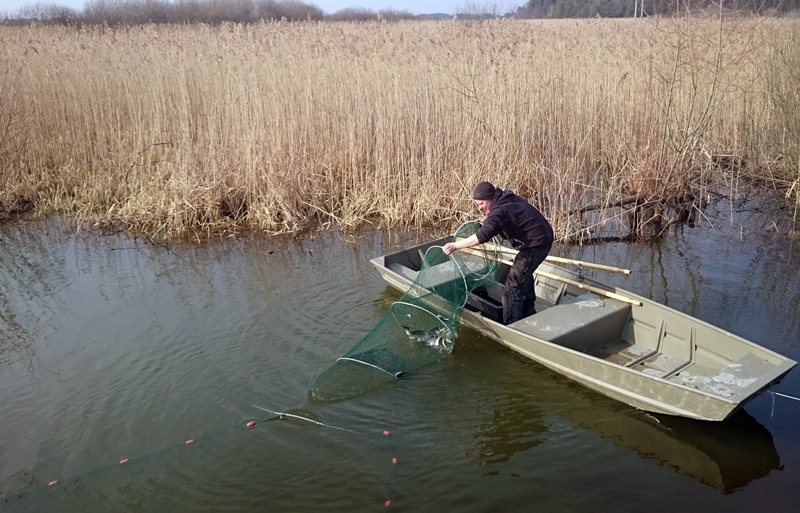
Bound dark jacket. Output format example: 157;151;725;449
475;188;553;250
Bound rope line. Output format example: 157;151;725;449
0;421;240;503
0;404;391;506
771;391;800;402
767;389;800;419
251;404;376;437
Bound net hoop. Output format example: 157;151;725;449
335;357;402;378
451;220;501;282
424;245;468;307
389;300;456;339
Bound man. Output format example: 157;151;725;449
442;181;553;325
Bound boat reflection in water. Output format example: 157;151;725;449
640;410;780;493
463;370;780;494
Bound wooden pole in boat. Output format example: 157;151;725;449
459;247;643;307
545;255;631;275
533;270;643;306
483;242;632;275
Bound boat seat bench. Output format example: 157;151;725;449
387;260;497;288
387;262;420;282
509;293;632;354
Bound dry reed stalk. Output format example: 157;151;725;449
0;17;798;241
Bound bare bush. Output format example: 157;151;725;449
15;3;80;23
253;0;324;21
79;0;323;25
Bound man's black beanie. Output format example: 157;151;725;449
473;181;496;200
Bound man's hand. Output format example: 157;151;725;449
442;242;458;255
443;233;480;255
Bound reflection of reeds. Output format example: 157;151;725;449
1;18;798;241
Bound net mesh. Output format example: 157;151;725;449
308;222;500;403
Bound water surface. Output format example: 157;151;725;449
1;207;799;512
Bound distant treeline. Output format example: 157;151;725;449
6;0;798;25
518;0;800;18
2;0;421;25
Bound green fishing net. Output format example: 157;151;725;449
308;222;501;402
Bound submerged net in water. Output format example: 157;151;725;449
308;222;500;403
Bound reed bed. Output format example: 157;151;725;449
1;17;799;241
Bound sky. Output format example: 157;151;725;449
1;0;524;16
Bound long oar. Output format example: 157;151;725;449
459;247;642;306
484;242;631;275
544;255;631;275
534;269;642;306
